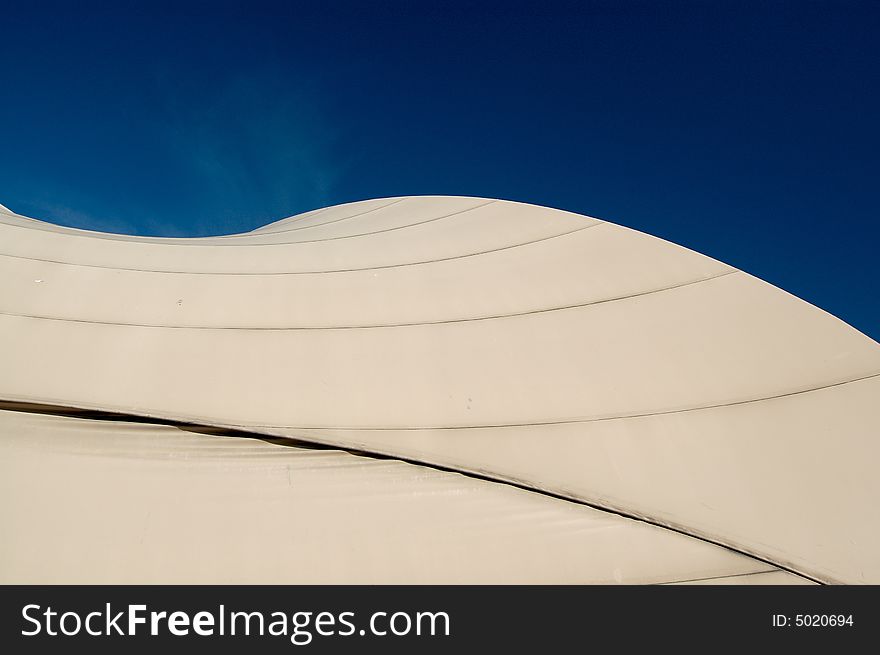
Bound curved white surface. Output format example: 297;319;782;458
1;197;877;584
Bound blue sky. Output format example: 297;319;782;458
1;1;878;339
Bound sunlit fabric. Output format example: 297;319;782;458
1;198;877;584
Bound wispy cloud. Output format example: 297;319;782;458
151;68;348;236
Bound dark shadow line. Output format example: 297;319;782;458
0;398;823;585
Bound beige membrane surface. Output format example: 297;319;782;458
1;196;877;584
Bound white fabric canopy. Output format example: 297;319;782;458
1;197;877;583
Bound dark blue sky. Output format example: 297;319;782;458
1;1;878;339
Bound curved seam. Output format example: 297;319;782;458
0;371;876;434
656;569;783;585
243;371;880;431
0;221;605;275
0;200;498;247
0;270;737;330
215;197;408;237
233;205;334;234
